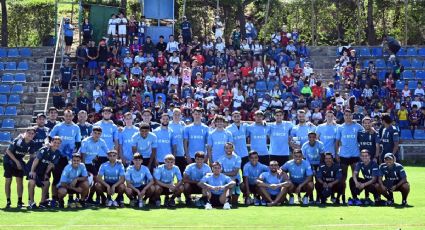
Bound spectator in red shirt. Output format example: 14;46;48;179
311;81;323;99
281;72;294;91
220;88;232;111
292;62;303;78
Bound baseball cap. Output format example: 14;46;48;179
37;113;46;119
384;153;395;160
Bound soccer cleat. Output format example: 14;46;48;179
223;202;231;210
244;197;250;205
50;199;57;208
289;197;295;205
106;199;113;207
38;201;49;209
204;202;213;210
168;199;176;207
155;200;161;207
68;201;76;208
130;199;137;207
363;198;373;206
302;196;309;205
354;199;363;206
58;200;65;209
401;200;408;206
17;201;24;208
5;201;11;209
75;202;83;208
386;200;394;206
112;200;119;207
185;199;193;206
347;198;354;206
164;197;170;207
261;199;267;206
138;200;144;208
254;198;260;206
27;202;37;210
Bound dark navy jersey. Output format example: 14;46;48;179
316;163;342;183
78;122;93;140
357;130;380;158
4;136;36;164
379;163;406;186
60;66;73;83
180;21;191;34
354;161;379;181
379;126;399;155
46;120;60;131
34;146;61;175
33;126;49;151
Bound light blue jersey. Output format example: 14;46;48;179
80;136;109;164
98;161;125;184
207;129;233;162
119;126;139;161
242;162;269;185
153;164;182;183
268;122;293;156
259;171;285;195
183;163;212;182
153;127;175;163
291;123;316;147
247;124;270;155
125;165;153;187
226;123;248;158
184;123;209;158
336;122;364;158
49;122;82;158
301;140;325;165
169;121;185;157
200;173;232;195
316;123;338;155
94;120;119;150
281;159;313;184
131;132;157;158
57;163;88;187
217;153;241;181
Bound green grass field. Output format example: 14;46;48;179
0;165;424;229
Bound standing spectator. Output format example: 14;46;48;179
81;18;93;45
107;14;118;41
117;12;128;45
60;59;73;92
180;16;192;44
64;18;74;56
52;79;64;109
127;15;138;45
137;16;146;45
245;17;257;44
76;43;88;81
214;16;224;40
231;26;241;50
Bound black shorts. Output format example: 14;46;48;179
61;81;69;90
210;194;223;207
258;155;270;165
3;161;25;178
85;164;98;176
241;156;249;172
248;184;258;194
270;155;290;166
28;174;48;187
188;183;203;194
53;156;69;185
340;157;360;166
292;182;310;193
97;156;109;166
65;36;73;46
175;156;187;175
129;185;147;196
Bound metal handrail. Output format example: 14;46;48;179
44;17;65;114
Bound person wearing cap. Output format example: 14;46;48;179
316;110;338;156
377;153;409;206
153;113;176;164
348;149;380;206
153;154;184;207
125;153;155;208
290;109;316;149
94;107;119;154
257;160;291;206
63;17;74;55
357;117;380;162
132;123;158;170
95;150;126;207
247;110;270;164
57;153;89;208
49;110;82;208
118;112;139;165
226;111;249;167
315;152;343;205
378;114;400;164
267;109;293;166
207;115;233;163
180;16;192;44
335;108;364;204
184;107;209;163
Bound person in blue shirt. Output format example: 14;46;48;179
377;153;410;206
57;153;89;208
336;108;364;204
118;112;139;165
315;153;343;205
94;107;119;155
357;117;380;161
241;151;269;205
184;107;209;161
290;109;316;150
169;108;187;174
301;132;325;169
94;150;126;207
27;137;62;209
64;18;74;55
77;110;93;141
199;162;235;210
183;151;212;206
257;160;291;206
226;111;249;167
153;154;183;207
348;149;380;206
316;110;338;156
281;149;314;205
268;109;293;166
217;142;241;205
247;110;270;164
124;153;154;208
132;123;158;170
208;115;233;163
153;113;176;164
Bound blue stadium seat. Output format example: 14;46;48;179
400;129;413;140
0;106;4;115
1;119;15;129
0;95;6;105
397;48;407;56
4;106;17;116
14;73;26;83
0;85;10;94
0;131;11;142
377;71;386;81
7;48;19;58
4;62;16;71
155;93;166;103
406;48;417;56
267;81;278;90
395;80;405;90
400;59;411;68
143;91;153;101
362;60;369;69
17;61;29;71
10;84;23;94
375;59;386;68
1;74;14;83
0;48;6;58
408;80;418;90
19;48;32;57
256;91;266;99
419;48;425;56
371;47;383;57
359;47;371;57
402;70;414;80
255;81;267;91
281;92;292;100
416;70;425;80
8;94;20;105
204;72;213;81
288;61;296;69
414;130;425;140
412;59;423;69
120;47;129;56
0;62;3;70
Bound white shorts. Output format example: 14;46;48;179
118;26;126;35
108;25;116;35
